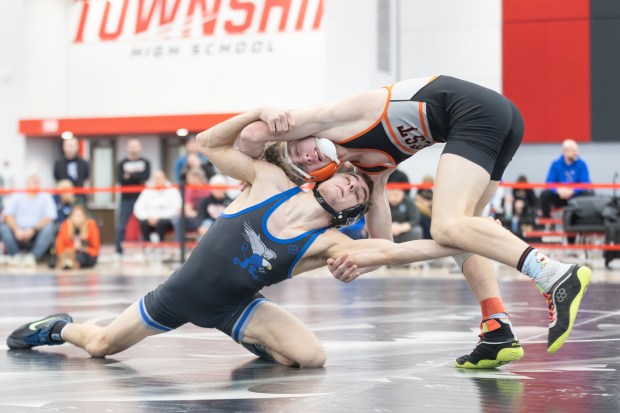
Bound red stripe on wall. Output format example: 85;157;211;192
504;0;589;22
19;113;238;137
502;0;591;143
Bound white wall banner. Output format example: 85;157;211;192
66;0;326;116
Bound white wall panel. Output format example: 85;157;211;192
0;0;26;186
21;0;71;118
325;0;397;100
23;138;59;189
398;0;502;91
19;0;329;117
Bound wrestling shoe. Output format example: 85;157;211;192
6;313;73;350
455;318;524;369
544;264;591;354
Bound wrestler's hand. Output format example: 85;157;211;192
259;107;295;134
327;254;361;283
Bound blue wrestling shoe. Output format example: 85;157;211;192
7;313;73;350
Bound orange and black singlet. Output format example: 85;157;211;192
339;75;524;181
339;76;441;174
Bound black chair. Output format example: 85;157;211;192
563;195;610;258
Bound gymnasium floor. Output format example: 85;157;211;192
1;257;619;413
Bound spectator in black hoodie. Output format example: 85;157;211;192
115;139;151;255
53;137;90;191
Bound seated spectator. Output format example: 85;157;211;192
49;179;85;268
511;175;538;235
0;174;57;267
182;153;216;183
175;167;211;241
197;174;232;236
133;170;182;243
539;139;591;217
54;179;81;224
415;175;434;239
55;205;100;269
174;136;215;183
388;186;423;243
387;167;411;195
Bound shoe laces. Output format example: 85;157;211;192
544;292;556;323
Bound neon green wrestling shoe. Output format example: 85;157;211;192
455;318;524;369
544;264;591;354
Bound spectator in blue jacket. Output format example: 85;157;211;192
539;139;591;217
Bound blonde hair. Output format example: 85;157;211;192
68;204;89;240
261;142;306;185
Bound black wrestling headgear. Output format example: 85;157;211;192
312;183;369;229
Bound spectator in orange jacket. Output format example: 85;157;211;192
55;205;100;269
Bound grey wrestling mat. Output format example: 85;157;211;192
0;273;618;412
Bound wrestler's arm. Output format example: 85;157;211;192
238;91;375;157
196;110;264;184
293;229;462;281
363;170;394;241
292;229;384;277
322;232;463;282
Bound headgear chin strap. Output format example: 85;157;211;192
312;183;369;229
284;138;342;182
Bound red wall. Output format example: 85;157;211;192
503;0;591;143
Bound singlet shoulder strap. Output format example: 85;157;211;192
221;187;302;218
262;189;330;244
286;227;329;279
339;85;393;145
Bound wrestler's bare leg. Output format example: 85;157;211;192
433;153;591;355
242;301;325;368
452;180;524;368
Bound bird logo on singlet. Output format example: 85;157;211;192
233;222;277;280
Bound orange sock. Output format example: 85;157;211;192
480;297;508;320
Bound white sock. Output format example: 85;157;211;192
59;323;72;341
521;249;572;292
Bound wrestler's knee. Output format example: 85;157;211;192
430;219;461;246
85;332;112;358
296;345;326;369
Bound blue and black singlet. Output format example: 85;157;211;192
141;187;327;341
